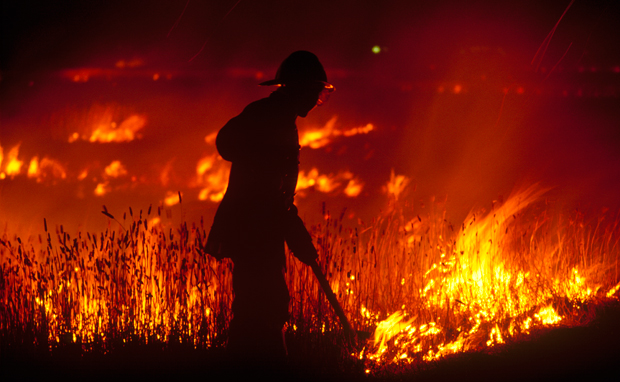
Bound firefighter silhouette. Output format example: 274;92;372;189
206;51;334;363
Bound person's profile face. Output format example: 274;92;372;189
289;84;328;117
297;89;322;117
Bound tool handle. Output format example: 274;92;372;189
310;260;354;337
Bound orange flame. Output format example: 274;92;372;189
383;169;411;200
296;168;364;197
300;116;374;149
88;114;146;143
68;106;147;143
1;143;68;183
164;191;182;206
0;143;24;178
344;177;364;197
104;160;128;178
94;182;110;196
204;131;218;145
27;157;67;182
194;154;229;203
361;185;616;368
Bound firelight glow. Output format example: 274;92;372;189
356;185;617;369
2;183;617;373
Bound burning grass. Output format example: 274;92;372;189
1;185;619;376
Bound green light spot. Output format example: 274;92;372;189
372;45;381;54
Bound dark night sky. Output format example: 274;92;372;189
2;0;618;72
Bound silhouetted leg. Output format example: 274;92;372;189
227;248;289;371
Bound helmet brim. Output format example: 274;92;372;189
259;79;334;89
258;79;283;86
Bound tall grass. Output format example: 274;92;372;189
0;209;233;353
1;187;619;374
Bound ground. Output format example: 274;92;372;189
2;300;619;381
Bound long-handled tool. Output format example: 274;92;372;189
309;259;357;344
309;259;373;351
284;208;368;348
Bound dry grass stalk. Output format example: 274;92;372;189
1;187;619;374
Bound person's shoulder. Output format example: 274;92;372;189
235;92;296;127
241;95;276;115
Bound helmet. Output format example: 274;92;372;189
259;51;334;90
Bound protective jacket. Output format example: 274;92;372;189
217;91;300;203
206;90;318;268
